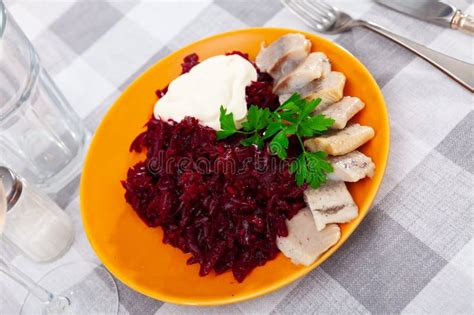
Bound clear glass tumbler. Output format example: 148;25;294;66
0;2;88;192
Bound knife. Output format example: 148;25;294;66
375;0;474;35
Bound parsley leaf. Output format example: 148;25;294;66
289;151;333;188
217;106;237;140
279;93;301;109
264;120;284;139
241;134;264;149
300;114;335;134
270;129;289;159
240;105;272;149
301;98;319;118
242;105;271;131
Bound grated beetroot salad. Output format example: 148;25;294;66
123;53;306;282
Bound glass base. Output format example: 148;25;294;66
37;129;91;194
20;261;119;315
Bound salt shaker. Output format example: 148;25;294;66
0;166;74;262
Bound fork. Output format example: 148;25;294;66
281;0;474;92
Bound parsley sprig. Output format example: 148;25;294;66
217;93;335;188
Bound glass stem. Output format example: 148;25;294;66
0;257;54;303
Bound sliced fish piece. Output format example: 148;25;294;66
327;150;375;182
304;181;358;231
303;71;346;108
304;123;375;156
278;71;345;105
320;55;331;77
256;33;311;80
273;55;306;82
276;207;341;266
317;96;365;129
273;52;331;95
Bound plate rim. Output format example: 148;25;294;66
80;26;390;306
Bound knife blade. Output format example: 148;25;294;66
375;0;474;35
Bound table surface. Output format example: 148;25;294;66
1;0;473;314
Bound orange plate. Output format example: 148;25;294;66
80;27;390;306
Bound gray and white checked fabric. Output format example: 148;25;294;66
1;0;473;314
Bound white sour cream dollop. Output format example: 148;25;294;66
153;55;257;130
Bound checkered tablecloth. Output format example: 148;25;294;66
1;0;473;314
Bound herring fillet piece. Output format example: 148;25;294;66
304;181;359;231
279;71;346;107
303;71;346;108
304;123;375;156
276;207;341;266
256;33;311;81
317;96;365;129
273;52;331;95
327;150;375;182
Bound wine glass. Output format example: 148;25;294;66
0;179;119;314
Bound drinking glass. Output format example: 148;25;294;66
0;1;89;192
0;179;119;314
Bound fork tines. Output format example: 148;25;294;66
281;0;336;31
